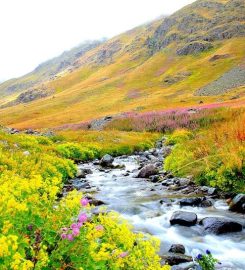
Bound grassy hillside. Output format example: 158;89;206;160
0;0;244;129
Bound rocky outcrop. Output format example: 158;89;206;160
83;40;122;65
1;87;55;108
163;71;192;85
147;0;245;55
204;23;245;41
229;194;245;214
177;41;213;55
201;217;243;235
170;211;197;226
89;115;115;130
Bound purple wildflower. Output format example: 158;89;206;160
78;213;88;223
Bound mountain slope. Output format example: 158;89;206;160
0;40;104;106
0;0;244;129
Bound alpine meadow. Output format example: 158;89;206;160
0;0;244;269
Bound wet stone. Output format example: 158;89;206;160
170;211;198;226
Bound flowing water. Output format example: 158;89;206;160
75;154;245;269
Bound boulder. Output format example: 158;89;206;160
137;164;158;178
72;180;90;190
168;244;185;254
149;175;160;183
200;186;217;195
200;198;213;207
178;178;191;186
161;253;192;266
76;169;86;178
201;217;243;235
170;211;197;226
90;198;105;206
179;197;202;207
229;194;245;214
83;168;93;175
207;187;217;196
100;154;114;167
93;159;100;165
155;140;163;149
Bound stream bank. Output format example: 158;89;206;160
63;140;245;269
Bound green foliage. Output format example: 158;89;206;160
57;130;159;159
196;251;219;270
165;129;193;145
56;142;96;161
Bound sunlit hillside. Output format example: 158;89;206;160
0;0;244;130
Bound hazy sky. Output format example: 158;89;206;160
0;0;195;82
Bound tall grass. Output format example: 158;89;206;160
164;108;245;192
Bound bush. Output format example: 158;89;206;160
56;143;97;161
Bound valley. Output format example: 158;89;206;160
0;0;244;269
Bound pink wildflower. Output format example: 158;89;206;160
70;223;78;230
80;198;89;207
72;228;80;236
67;234;74;241
95;225;104;231
77;222;83;229
119;252;128;258
78;213;88;223
61;233;67;239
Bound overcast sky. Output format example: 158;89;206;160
0;0;195;82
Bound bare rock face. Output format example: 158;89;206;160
177;41;213;55
147;0;245;55
204;23;245;41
